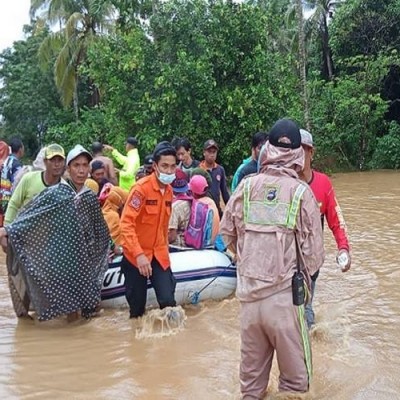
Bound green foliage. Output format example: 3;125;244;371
86;0;302;173
2;0;400;172
330;0;400;59
0;23;73;154
45;106;106;151
310;54;397;169
370;122;400;169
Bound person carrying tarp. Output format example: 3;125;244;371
0;145;110;321
220;119;325;398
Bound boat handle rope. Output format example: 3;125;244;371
188;262;235;305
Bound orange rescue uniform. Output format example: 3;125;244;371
120;173;172;270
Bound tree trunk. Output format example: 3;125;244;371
321;14;334;80
296;0;311;130
73;80;79;121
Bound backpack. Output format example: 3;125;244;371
184;199;214;250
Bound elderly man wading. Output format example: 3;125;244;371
220;119;325;398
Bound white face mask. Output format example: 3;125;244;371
156;166;176;185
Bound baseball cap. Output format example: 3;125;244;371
189;175;208;196
203;139;219;151
172;168;189;193
268;119;301;149
126;136;138;146
44;144;65;160
66;145;93;166
300;129;314;148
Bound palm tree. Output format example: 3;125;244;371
305;0;339;80
295;0;311;130
30;0;115;118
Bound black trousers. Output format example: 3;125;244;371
121;256;176;318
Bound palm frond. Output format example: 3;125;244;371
65;12;85;38
30;0;49;18
38;31;65;69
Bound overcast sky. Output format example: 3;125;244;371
0;0;31;52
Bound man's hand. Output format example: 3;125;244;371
337;249;351;272
136;254;152;278
103;144;114;152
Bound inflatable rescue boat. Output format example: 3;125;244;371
101;249;236;308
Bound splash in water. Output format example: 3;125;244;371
135;306;187;339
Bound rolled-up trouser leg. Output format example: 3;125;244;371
305;279;316;328
266;287;312;393
240;301;274;400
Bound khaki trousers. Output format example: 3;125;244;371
240;286;312;399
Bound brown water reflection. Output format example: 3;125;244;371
1;171;399;399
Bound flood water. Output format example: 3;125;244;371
0;170;399;400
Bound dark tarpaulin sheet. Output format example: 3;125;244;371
6;183;110;321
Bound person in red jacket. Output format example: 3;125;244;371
299;129;351;328
120;141;177;318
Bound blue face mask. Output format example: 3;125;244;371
157;170;176;185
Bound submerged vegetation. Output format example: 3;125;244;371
1;0;400;172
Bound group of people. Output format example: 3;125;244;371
0;118;352;398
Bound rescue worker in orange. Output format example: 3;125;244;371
220;119;325;398
120;142;177;318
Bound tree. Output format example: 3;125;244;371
305;0;336;79
296;0;311;129
85;0;302;172
0;23;72;153
30;0;115;117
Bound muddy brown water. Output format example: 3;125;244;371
0;171;399;400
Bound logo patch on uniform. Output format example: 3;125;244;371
165;201;172;207
146;200;157;205
130;190;144;211
264;185;280;203
216;174;221;181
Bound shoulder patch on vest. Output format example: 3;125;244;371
130;190;144;210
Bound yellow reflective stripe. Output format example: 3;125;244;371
287;184;306;229
243;178;251;222
298;304;313;383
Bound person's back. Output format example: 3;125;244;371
220;119;325;398
197;197;219;242
231;157;252;192
169;199;191;246
169;168;191;247
91;141;117;186
232;170;323;300
93;155;117;186
188;175;220;244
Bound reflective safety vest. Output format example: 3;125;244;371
243;177;307;230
